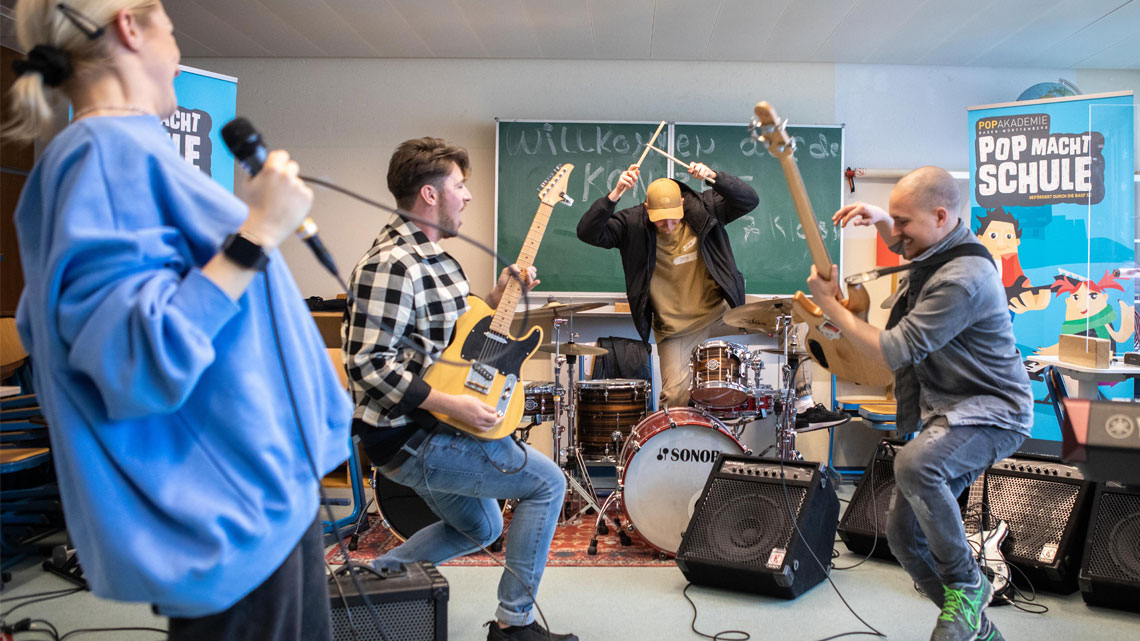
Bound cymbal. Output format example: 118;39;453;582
514;301;605;321
723;297;801;333
751;347;809;357
536;342;609;356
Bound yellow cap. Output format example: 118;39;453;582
645;178;683;222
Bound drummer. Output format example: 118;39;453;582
577;163;850;430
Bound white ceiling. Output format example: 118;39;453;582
163;0;1139;68
1;1;1138;69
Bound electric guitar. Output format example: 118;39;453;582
968;519;1012;603
422;164;575;439
969;470;1012;603
750;102;893;387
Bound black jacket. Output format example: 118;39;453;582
576;172;759;343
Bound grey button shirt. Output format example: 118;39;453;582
879;221;1034;435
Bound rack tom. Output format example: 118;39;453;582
689;340;753;408
522;381;557;423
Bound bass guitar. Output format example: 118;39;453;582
422;164;575;439
750;102;893;387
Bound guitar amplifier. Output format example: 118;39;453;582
837;439;907;561
676;455;839;599
964;457;1092;594
328;561;448;641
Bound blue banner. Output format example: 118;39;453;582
968;91;1135;442
164;65;238;192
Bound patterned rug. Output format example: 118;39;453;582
326;512;676;567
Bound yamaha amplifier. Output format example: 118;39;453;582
328;561;448;641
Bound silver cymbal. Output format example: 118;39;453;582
514;301;605;322
536;342;609;356
723;297;801;333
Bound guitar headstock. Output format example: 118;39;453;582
750;101;795;159
538;163;575;207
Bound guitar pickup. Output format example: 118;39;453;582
465;361;495;395
817;319;842;341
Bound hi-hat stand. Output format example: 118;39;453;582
549;317;604;524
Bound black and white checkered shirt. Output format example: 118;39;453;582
343;214;470;430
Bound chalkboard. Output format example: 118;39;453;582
495;120;844;294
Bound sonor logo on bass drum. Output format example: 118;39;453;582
656;447;723;463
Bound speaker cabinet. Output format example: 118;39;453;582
675;455;839;599
964;457;1092;594
837;439;907;561
1078;483;1140;612
329;561;448;641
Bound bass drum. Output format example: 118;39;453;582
372;468;506;541
618;408;746;555
373;468;438;541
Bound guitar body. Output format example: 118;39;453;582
795;284;894;387
968;519;1013;603
423;296;543;440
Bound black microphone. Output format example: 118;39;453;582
221;117;340;278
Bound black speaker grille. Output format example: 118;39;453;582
965;473;1078;566
683;478;807;565
1085;492;1140;583
842;458;895;535
331;600;437;641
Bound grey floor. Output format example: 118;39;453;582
2;484;1139;641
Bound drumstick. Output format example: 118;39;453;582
634;120;667;168
647;145;717;184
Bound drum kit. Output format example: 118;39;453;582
372;296;823;558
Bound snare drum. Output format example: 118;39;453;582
690;340;753;408
575;379;650;459
700;385;774;421
522;381;557;423
618;408;746;554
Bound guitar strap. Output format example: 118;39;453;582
885;243;995;330
884;243;995;431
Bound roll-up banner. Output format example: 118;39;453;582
968;91;1135;443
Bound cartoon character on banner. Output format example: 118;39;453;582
974;207;1051;314
1034;269;1135;355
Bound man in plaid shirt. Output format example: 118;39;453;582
343;137;577;641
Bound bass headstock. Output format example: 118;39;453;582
750;101;795;160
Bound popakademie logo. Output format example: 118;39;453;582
163;107;213;177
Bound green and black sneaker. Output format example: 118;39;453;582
976;614;1004;641
930;575;993;641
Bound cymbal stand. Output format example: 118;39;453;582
772;313;803;461
550;318;602;524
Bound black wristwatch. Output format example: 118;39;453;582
221;232;269;271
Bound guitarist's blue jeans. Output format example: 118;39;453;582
885;419;1024;604
372;424;565;626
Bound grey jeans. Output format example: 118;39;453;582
886;419;1026;604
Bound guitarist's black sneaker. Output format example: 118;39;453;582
931;574;993;641
486;620;579;641
795;404;851;432
976;614;1004;641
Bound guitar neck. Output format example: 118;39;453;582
776;153;833;278
488;201;554;334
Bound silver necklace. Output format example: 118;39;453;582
72;104;154;121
